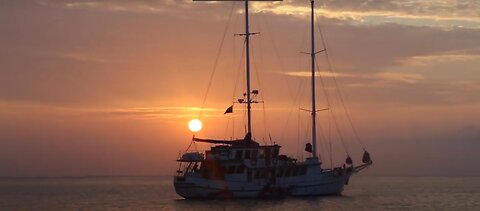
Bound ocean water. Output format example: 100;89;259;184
0;176;478;210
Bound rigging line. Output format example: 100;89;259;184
257;15;271;145
186;138;199;153
309;17;347;154
229;10;240;140
313;75;331;162
250;38;268;145
258;11;294;100
280;74;306;141
298;110;307;160
296;109;300;159
223;115;231;139
230;113;235;138
279;63;306;140
243;39;247;134
193;140;198;152
224;25;236;141
258;11;294;144
258;10;308;145
262;103;270;144
279;17;309;141
316;17;367;150
198;2;237;119
315;118;324;162
315;57;350;155
316;115;329;163
304;113;311;160
329;110;333;169
260;15;293;100
232;44;246;138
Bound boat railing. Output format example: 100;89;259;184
176;150;204;162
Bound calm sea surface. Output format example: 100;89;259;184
0;176;478;210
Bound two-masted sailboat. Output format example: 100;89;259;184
173;0;372;198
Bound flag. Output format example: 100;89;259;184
346;156;353;165
362;150;371;163
224;105;233;114
305;143;312;153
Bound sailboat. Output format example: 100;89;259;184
173;0;372;199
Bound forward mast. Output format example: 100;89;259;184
195;0;282;139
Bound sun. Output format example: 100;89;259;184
188;119;202;132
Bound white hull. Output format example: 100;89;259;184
174;163;352;199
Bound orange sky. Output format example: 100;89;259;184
0;0;479;177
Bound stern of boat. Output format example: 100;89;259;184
173;151;208;198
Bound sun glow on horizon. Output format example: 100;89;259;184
188;119;203;132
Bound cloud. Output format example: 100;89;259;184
399;50;480;66
251;0;480;28
456;124;480;143
96;106;225;119
0;100;227;120
283;70;424;84
55;52;106;63
374;72;424;83
37;0;187;13
36;0;480;28
2;0;478;109
283;71;354;78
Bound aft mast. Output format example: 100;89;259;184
310;0;318;158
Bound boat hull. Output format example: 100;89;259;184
174;172;351;199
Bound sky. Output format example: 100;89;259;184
0;0;479;177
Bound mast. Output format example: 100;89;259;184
194;0;281;139
245;0;252;137
310;0;317;158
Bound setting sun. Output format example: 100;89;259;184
188;119;202;132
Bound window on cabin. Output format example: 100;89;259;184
264;148;271;165
244;150;251;159
254;170;260;179
277;168;284;177
285;167;292;177
252;150;258;160
273;148;279;158
235;150;243;160
300;166;307;175
293;166;299;176
227;166;235;174
254;170;267;179
264;148;271;159
236;165;245;174
259;170;266;179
